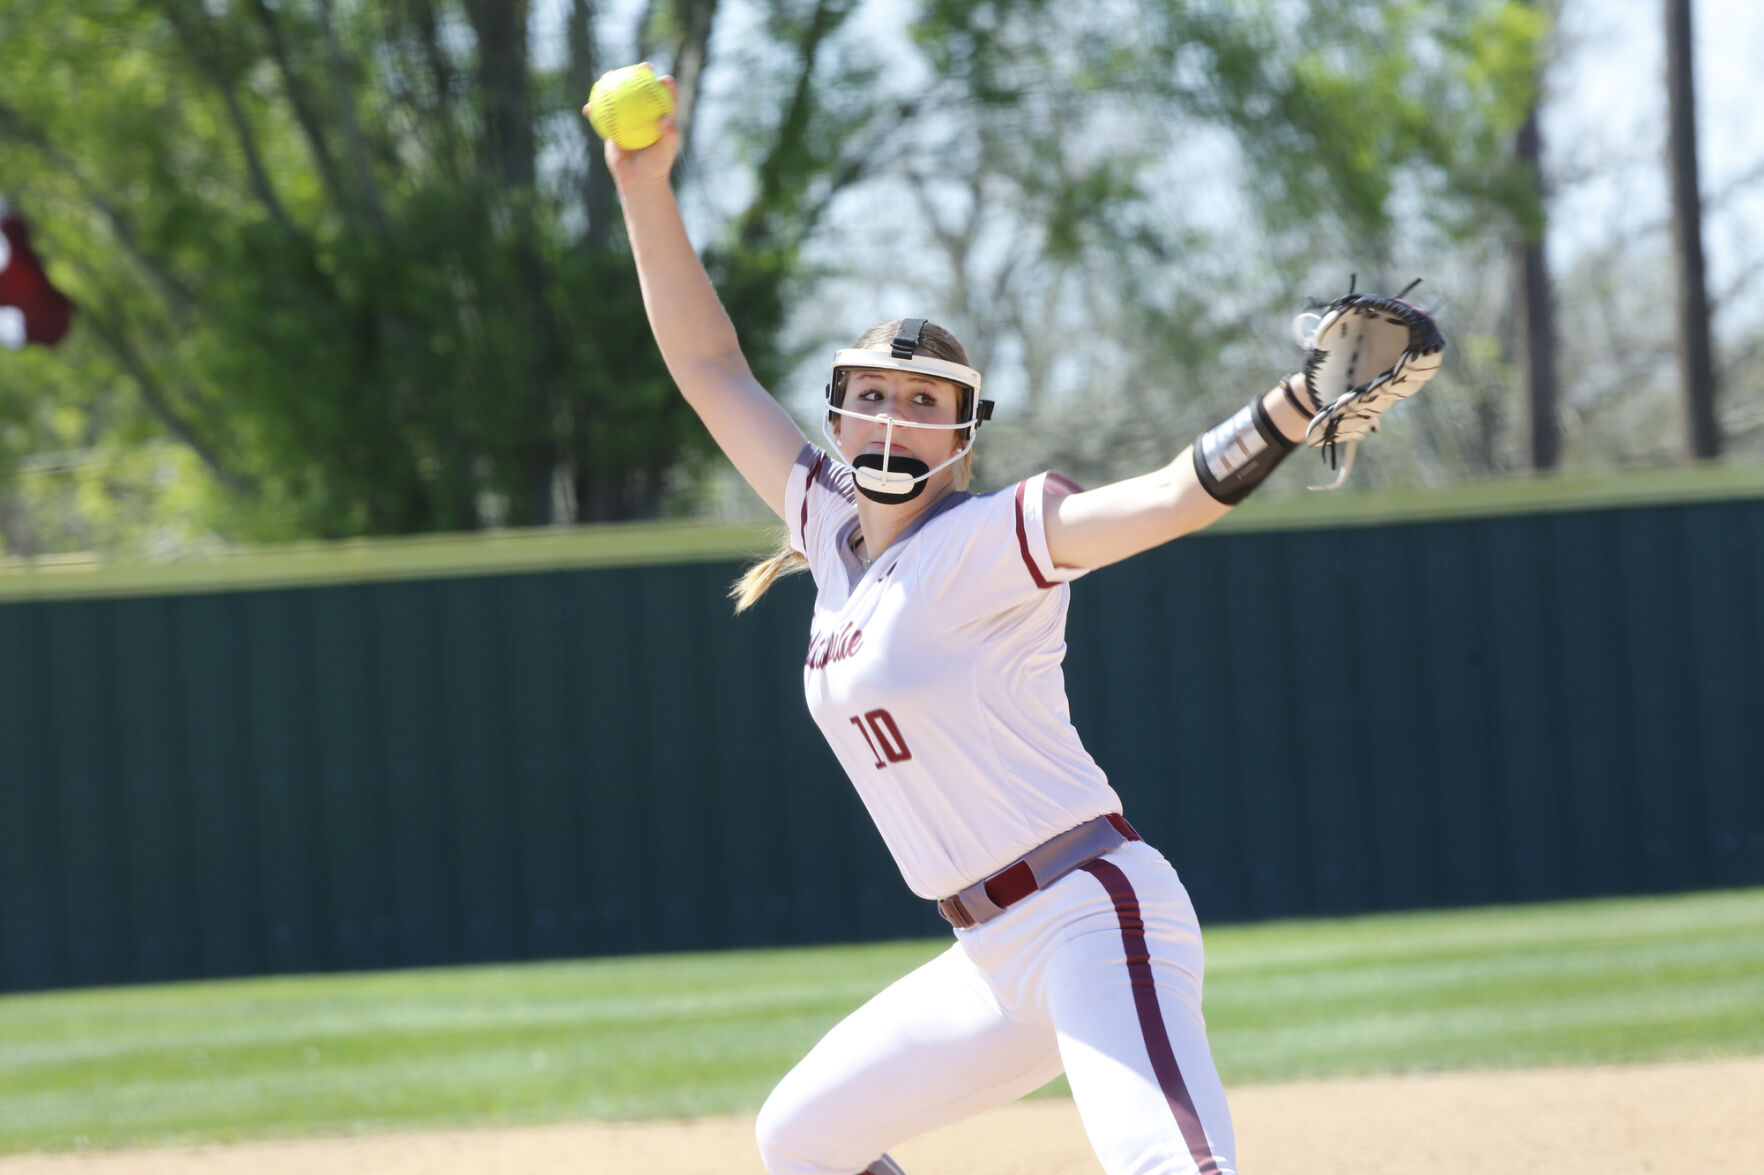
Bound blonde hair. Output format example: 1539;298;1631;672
730;533;808;613
731;319;977;613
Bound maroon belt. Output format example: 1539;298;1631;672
937;813;1141;929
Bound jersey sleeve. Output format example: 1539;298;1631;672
783;442;858;583
915;471;1089;622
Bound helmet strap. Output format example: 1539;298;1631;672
891;318;928;359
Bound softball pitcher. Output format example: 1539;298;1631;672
599;74;1439;1175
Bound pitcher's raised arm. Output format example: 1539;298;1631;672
593;72;806;520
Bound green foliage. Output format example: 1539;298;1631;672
1170;0;1546;249
0;0;1550;548
909;0;1544;251
2;888;1759;1152
0;0;823;545
872;0;1548;492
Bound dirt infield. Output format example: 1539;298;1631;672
4;1056;1760;1174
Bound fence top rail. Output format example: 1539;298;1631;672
3;460;1762;602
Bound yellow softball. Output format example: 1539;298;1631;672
585;64;674;151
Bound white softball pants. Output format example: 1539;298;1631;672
754;840;1238;1175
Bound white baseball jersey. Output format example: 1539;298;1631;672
784;442;1125;900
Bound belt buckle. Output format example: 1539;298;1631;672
940;896;976;929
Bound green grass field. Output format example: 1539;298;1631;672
3;887;1761;1154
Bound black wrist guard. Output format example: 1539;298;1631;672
1281;375;1320;417
1192;394;1298;506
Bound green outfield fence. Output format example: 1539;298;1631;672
3;464;1763;993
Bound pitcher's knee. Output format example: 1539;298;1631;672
755;1090;903;1175
754;1087;830;1175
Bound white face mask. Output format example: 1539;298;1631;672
822;349;992;503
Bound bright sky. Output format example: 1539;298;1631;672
1547;0;1764;290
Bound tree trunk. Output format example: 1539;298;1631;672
469;0;562;524
666;0;720;171
572;0;617;255
1665;0;1719;458
1511;103;1558;470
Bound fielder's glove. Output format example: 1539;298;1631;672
1292;278;1445;490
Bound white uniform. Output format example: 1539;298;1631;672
756;444;1239;1175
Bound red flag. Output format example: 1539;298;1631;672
0;213;74;348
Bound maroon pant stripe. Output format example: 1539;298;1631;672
1080;858;1219;1175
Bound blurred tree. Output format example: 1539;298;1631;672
0;0;1553;550
1511;2;1558;472
1663;0;1718;459
0;0;886;543
850;0;1547;490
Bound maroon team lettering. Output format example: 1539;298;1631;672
806;622;863;669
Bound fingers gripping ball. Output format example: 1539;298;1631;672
586;65;674;151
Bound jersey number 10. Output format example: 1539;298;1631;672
849;708;912;769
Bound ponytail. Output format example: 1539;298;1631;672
731;532;809;613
